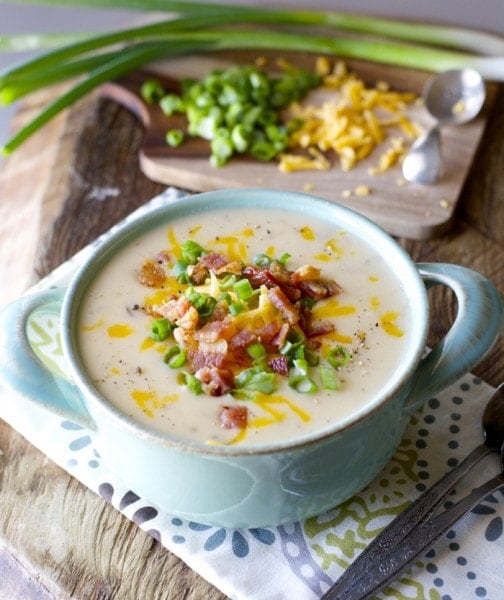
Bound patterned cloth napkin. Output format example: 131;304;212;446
1;188;503;600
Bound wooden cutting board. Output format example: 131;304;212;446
100;51;496;240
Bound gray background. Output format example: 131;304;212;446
1;1;502;149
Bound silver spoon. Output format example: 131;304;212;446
402;68;486;184
322;382;504;600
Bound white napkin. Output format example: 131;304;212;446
1;188;502;600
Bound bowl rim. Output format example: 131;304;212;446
62;188;429;456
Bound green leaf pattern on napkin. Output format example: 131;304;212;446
27;312;67;379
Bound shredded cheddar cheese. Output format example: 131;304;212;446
107;324;134;338
280;60;420;174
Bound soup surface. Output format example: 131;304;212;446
78;206;411;446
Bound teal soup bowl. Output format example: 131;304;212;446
1;189;502;528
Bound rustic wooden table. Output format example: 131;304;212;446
0;74;503;599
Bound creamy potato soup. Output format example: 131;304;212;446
78;207;410;446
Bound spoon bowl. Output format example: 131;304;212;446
423;68;486;126
402;68;486;184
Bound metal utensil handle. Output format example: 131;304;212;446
321;443;492;600
322;473;504;600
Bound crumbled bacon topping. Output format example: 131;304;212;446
219;404;248;429
197;367;235;396
139;244;343;406
138;259;168;287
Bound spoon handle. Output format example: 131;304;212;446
321;443;493;600
323;471;504;600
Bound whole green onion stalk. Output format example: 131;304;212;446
1;0;503;155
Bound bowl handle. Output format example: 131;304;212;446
404;263;503;414
0;289;94;428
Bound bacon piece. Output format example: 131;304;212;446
268;355;289;376
242;265;279;289
157;296;191;322
188;261;208;285
188;349;227;371
229;328;257;350
176;305;199;330
196;367;235;397
215;260;243;275
306;320;335;338
255;320;282;347
268;286;300;325
138;260;166;288
270;322;290;349
199;252;229;271
297;279;342;300
268;261;291;284
194;320;230;342
279;283;302;302
219;404;248;429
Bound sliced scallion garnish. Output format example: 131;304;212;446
288;375;317;394
235;366;277;394
320;366;341;391
164;345;187;368
178;371;203;395
150;317;172;342
327;346;352;368
181;240;205;264
247;342;267;363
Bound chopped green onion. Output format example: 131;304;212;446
150;318;172;341
172;258;190;283
294;344;306;361
279;340;295;356
210;132;234;167
253;254;272;268
235;366;277;394
229;301;245;316
247;342;267;363
164;345;187;368
288;375;317;393
152;61;320;167
178;371;203;394
160;93;183;115
141;78;165;103
250;140;277;162
181;240;205;264
280;337;305;360
166;128;185;147
293;358;309;376
186;288;217;317
219;273;238;291
304;346;320;367
231;123;252;152
217;291;232;304
217;291;232;305
233;278;255;301
327;346;352;368
320;366;341;391
278;253;292;267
